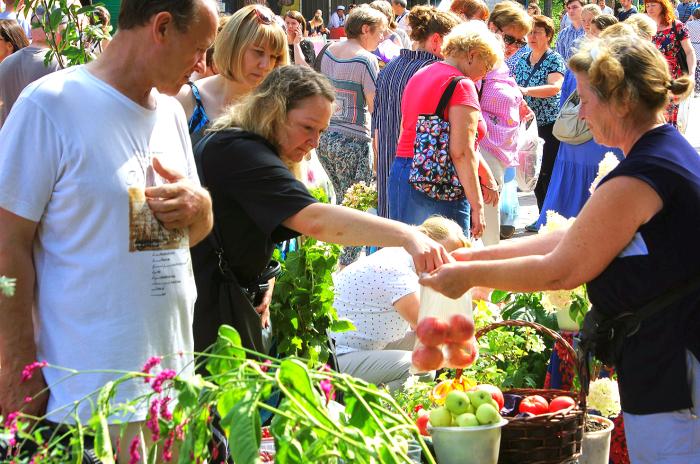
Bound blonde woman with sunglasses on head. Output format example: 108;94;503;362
176;5;288;144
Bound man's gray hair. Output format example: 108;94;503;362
392;0;407;8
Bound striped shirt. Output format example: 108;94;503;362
555;25;585;62
687;18;700;57
372;49;439;218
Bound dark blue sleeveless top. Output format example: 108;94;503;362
587;124;700;414
187;82;210;141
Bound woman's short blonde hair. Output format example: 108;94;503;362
345;4;387;39
569;36;692;122
582;3;602;18
417;216;469;251
490;1;533;36
369;0;397;30
214;5;289;83
211;66;335;169
442;21;504;70
623;13;658;40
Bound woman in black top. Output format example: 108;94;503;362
192;65;448;355
285;10;316;67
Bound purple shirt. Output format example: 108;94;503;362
478;63;523;167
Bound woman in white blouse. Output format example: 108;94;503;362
332;216;468;390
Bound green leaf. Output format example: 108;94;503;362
221;390;261;464
490;289;510;303
173;375;204;409
70;414;84;464
330;319;356;333
277;359;334;429
89;411;114;464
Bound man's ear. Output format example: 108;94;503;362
151;11;174;45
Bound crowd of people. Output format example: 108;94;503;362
1;0;699;461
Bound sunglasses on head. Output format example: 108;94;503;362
503;34;527;47
252;5;274;25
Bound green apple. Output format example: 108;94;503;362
455;412;480;427
429;406;453;427
467;389;492;409
490;398;501;411
475;403;501;425
445;390;471;415
465;403;475;414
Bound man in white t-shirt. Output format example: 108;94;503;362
392;0;410;31
597;0;615;15
0;0;216;457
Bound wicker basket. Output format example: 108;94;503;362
475;320;586;464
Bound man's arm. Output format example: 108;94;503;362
0;208;48;418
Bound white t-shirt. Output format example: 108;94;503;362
0;66;198;423
332;247;417;354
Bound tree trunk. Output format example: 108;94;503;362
544;0;553;18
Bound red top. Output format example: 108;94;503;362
396;61;486;158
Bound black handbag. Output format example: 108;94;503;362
193;131;281;354
577;273;700;393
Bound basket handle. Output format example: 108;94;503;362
475;319;586;409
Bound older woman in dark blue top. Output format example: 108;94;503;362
372;5;460;218
421;34;700;462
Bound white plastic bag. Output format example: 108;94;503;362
411;286;477;373
515;120;544;193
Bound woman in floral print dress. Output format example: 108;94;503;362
646;0;697;125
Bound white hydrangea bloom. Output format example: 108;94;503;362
588;377;621;418
589;152;621;194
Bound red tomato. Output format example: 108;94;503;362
549;395;576;413
519;395;549;415
473;384;504;411
416;414;430;436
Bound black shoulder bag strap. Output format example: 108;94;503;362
313;41;333;72
434;76;466;119
193;131;236;283
524;49;552;88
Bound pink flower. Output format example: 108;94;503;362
163;431;175;462
5;411;20;447
23;396;32;404
128;436;141;464
141;356;162;383
20;361;47;383
160;396;173;421
151;369;176;393
260;360;273;373
319;379;335;403
146;398;160;441
175;422;186;441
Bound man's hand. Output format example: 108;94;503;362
255;278;275;329
403;230;452;274
0;363;48;418
145;157;213;245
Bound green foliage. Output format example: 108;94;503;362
21;0;112;69
462;299;555;389
307;186;331;204
1;326;434;464
270;238;355;364
0;276;16;297
391;376;435;417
